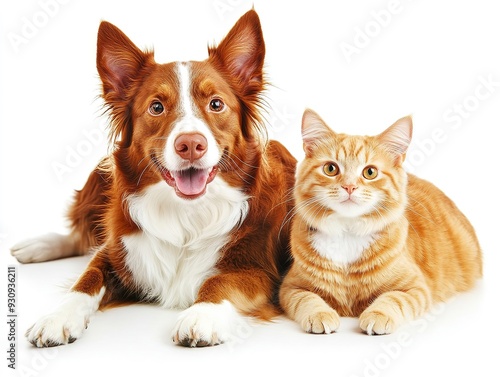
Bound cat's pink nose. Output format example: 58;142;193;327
342;185;357;194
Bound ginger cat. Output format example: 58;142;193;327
279;109;482;335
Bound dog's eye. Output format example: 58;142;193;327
148;101;164;116
209;98;225;112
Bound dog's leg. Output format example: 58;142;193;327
26;251;109;347
10;232;81;263
172;270;276;347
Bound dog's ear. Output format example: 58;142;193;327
96;22;155;146
208;10;265;95
97;21;155;99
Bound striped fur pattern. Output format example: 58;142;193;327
279;109;482;335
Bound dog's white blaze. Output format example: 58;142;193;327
178;62;195;119
163;63;220;171
124;179;249;309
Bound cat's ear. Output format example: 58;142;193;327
301;109;335;156
377;115;413;164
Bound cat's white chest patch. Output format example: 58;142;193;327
311;230;375;266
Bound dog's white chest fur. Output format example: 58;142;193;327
122;178;248;309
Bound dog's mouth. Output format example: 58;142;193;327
163;167;219;199
152;155;218;200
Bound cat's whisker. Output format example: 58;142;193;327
272;193;297;239
405;195;437;224
293;195;329;230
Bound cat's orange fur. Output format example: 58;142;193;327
279;109;482;335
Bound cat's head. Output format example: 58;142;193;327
295;109;412;231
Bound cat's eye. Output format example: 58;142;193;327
323;162;340;177
209;98;225;112
148;101;164;116
362;166;378;180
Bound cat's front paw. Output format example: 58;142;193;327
359;309;399;335
301;310;340;334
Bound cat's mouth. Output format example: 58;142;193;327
341;197;358;204
334;195;370;218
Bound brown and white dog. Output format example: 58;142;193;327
11;10;296;347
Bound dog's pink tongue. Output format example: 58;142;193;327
173;169;209;196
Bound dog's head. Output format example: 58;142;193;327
97;10;266;199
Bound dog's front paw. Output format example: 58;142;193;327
26;311;88;348
26;290;103;347
172;300;246;347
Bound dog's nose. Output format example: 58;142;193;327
174;133;208;162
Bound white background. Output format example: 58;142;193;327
1;1;499;376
